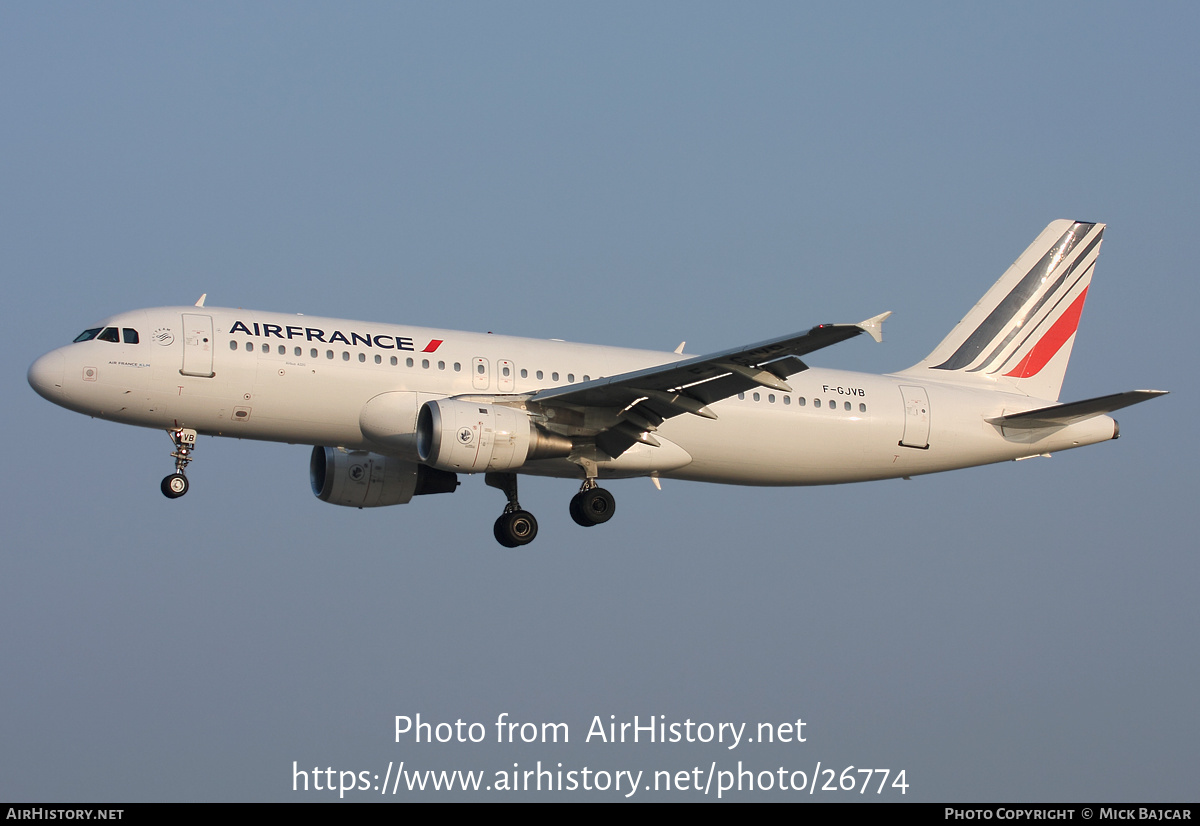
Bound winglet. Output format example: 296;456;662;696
195;293;207;308
857;311;892;343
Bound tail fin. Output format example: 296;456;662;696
902;220;1104;401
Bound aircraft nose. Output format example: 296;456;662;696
28;351;66;402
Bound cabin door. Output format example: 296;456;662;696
898;385;930;449
180;313;215;378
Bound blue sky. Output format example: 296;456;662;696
2;3;1195;801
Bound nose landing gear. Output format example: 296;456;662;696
161;473;189;498
161;427;197;499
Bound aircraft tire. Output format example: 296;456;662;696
493;517;517;548
570;487;615;527
161;473;189;499
495;510;537;547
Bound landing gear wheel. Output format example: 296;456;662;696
494;518;517;548
570;486;615;527
161;473;189;499
494;510;538;547
486;473;538;547
164;428;198;499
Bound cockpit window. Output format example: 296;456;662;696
98;327;120;342
122;328;139;344
73;328;102;342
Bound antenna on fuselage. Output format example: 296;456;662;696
194;294;207;307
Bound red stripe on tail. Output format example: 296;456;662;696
1004;287;1088;379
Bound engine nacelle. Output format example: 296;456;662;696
310;446;458;508
416;399;572;472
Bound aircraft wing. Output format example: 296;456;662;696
527;312;891;457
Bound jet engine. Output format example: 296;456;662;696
310;446;458;508
416;399;572;472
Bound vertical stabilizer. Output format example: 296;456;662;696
902;220;1104;401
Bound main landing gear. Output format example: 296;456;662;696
486;472;538;547
485;472;617;547
161;427;197;499
569;479;616;527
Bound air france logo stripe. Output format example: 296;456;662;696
968;238;1101;373
931;222;1100;373
1004;287;1088;379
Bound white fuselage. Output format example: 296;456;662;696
28;305;1118;487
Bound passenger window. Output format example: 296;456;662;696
503;366;511;377
422;359;430;369
310;348;318;358
552;372;559;381
438;361;445;370
262;343;270;353
753;392;760;401
98;327;119;342
567;373;574;382
343;352;350;361
859;403;867;413
814;399;821;408
454;363;461;372
768;394;776;403
229;340;238;351
326;350;334;359
798;397;806;406
358;353;366;362
122;328;139;344
583;375;590;382
278;345;286;355
844;401;851;411
295;347;302;356
390;356;398;365
374;354;381;364
784;396;791;405
738;392;745;400
246;342;253;352
520;368;528;378
74;328;102;342
406;358;414;367
536;370;544;380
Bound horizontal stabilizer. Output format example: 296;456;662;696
986;390;1168;429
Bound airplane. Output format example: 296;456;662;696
27;220;1166;547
